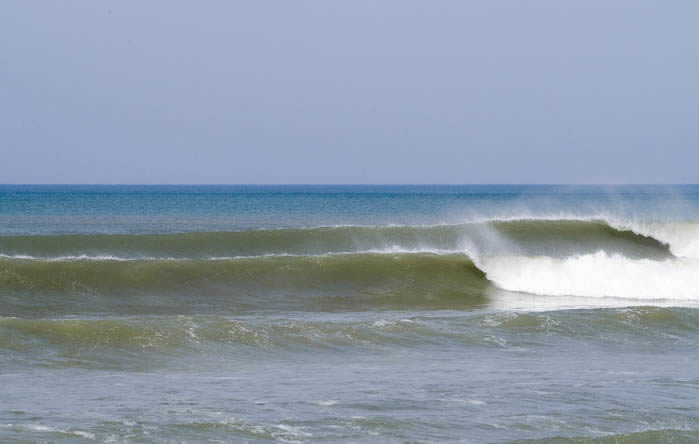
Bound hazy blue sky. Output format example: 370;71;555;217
1;1;697;184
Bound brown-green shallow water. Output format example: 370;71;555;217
1;308;697;442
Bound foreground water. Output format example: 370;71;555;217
0;185;697;443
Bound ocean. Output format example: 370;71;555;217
0;185;697;443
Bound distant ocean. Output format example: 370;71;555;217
1;185;697;442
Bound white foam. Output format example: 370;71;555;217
274;424;312;438
461;399;486;405
27;424;55;432
312;400;339;406
482;251;699;301
0;249;464;262
72;430;96;439
0;254;162;262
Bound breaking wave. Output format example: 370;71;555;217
0;217;697;309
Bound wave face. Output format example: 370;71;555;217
0;253;488;315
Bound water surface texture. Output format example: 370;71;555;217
1;185;698;443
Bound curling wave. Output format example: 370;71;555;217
0;218;697;311
606;219;699;259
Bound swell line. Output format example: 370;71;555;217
0;218;675;260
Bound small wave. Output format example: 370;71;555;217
2;308;695;355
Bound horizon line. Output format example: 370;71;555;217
1;183;698;186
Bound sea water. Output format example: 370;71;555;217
0;185;697;442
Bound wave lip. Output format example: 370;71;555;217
607;219;699;259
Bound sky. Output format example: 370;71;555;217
1;1;698;184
